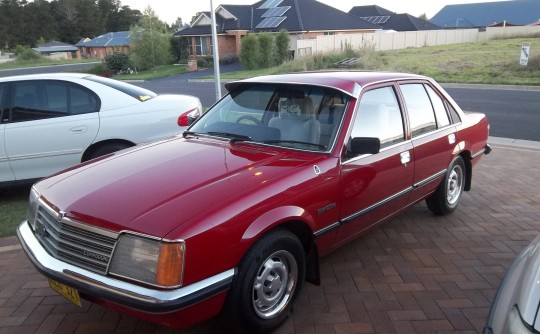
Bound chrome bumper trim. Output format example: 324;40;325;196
17;221;235;313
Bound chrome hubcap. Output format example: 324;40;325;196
252;250;298;319
447;164;463;205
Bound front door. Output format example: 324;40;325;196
4;80;100;180
337;85;414;244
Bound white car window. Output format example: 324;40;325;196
10;81;99;123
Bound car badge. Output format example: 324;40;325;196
57;211;66;222
313;165;321;175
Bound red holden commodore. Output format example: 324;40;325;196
17;71;491;333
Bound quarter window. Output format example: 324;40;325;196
425;85;450;128
400;84;437;137
352;86;405;148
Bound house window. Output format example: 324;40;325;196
324;32;335;35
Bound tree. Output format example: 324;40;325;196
129;6;173;71
170;36;189;62
240;33;260;70
275;29;291;65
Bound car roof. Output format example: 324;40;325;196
225;71;428;97
0;72;93;82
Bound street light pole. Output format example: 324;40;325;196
210;0;222;101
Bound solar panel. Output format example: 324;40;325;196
256;16;287;29
262;6;290;18
258;0;283;9
361;16;390;24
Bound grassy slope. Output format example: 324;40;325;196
219;37;540;85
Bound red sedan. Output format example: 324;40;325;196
17;71;490;333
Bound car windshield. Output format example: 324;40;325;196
188;84;350;152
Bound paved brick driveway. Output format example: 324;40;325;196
1;143;539;334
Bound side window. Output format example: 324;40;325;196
11;81;69;122
70;84;99;114
352;86;404;148
400;84;436;137
446;102;462;124
10;81;99;123
425;85;450;128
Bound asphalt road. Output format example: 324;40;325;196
1;63;538;141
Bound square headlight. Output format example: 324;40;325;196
109;233;184;288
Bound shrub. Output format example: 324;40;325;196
104;52;131;74
240;33;260;70
275;29;291;65
14;46;42;61
258;33;274;67
87;63;113;77
220;53;239;65
197;56;213;68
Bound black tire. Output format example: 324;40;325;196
222;229;305;334
426;156;466;215
85;142;131;161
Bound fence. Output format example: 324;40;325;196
295;25;540;57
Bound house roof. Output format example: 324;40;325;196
76;31;130;47
32;41;78;53
348;5;441;32
430;0;540;28
349;5;394;17
176;0;380;36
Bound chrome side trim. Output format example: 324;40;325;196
341;187;413;224
413;169;447;189
313;221;341;238
17;221;235;313
7;149;82;161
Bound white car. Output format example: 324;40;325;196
0;73;201;184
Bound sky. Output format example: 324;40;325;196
120;0;502;25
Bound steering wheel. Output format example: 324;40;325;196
236;115;261;125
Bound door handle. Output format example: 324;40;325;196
400;151;411;165
448;133;456;144
69;125;88;134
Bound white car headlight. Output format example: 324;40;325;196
109;233;185;288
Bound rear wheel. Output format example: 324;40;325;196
426;156;466;215
223;229;305;334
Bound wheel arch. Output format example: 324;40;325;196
81;139;135;162
246;219;320;286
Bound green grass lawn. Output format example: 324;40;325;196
0;184;32;238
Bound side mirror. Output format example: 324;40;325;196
349;137;380;156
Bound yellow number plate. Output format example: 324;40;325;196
48;279;82;308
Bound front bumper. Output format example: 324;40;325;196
17;220;235;313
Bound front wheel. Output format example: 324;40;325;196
222;229;305;334
426;156;466;215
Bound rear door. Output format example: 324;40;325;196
399;82;457;203
0;82;15;182
4;80;100;180
337;85;414;244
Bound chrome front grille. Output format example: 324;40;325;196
33;201;118;275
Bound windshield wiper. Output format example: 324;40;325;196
262;140;327;150
206;132;253;142
182;131;199;138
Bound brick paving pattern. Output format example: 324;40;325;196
1;144;539;333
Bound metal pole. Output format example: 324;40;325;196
210;0;222;101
